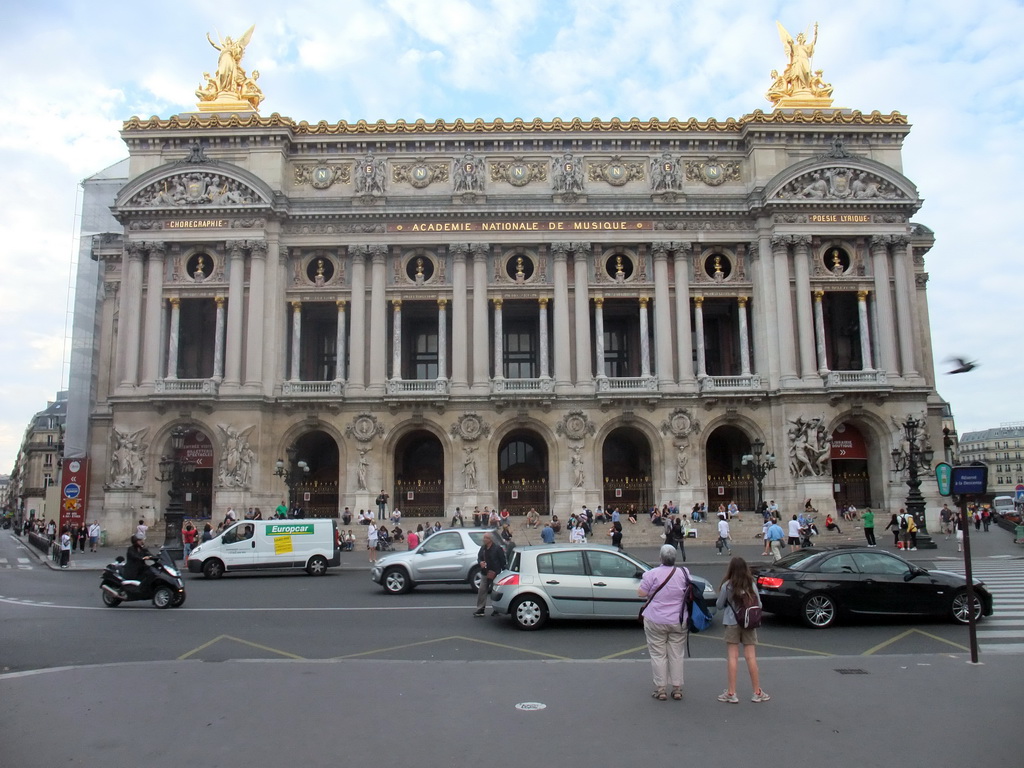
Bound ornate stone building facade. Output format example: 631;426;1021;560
73;106;947;541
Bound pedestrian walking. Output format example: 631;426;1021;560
59;528;72;568
637;545;690;701
862;508;876;547
474;532;507;617
884;512;901;548
87;520;101;552
367;523;379;563
766;518;786;562
667;517;687;562
716;516;732;555
716;556;769;704
135;518;148;542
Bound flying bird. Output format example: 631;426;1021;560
945;357;978;374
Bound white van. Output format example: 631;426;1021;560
992;496;1015;516
186;519;341;578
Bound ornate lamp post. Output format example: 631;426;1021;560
891;416;936;549
741;438;776;515
274;445;309;515
156;425;196;560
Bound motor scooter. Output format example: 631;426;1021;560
100;548;186;609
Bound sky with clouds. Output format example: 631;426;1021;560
1;0;1021;471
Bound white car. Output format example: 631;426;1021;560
370;528;497;594
490;544;717;630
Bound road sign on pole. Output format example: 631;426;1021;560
935;463;952;496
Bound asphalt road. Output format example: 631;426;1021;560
1;531;1014;673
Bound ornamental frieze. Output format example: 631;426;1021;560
450;413;491;442
392;161;450;189
685;157;741;186
587;157;645;186
294;164;352;189
127;172;264;207
345;413;386;442
775;167;906;200
556;410;596;441
489;158;547;187
660;408;702;439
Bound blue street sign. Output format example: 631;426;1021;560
63;483;81;499
951;466;987;495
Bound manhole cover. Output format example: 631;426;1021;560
515;702;547;711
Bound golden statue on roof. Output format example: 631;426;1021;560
195;24;263;113
767;22;834;109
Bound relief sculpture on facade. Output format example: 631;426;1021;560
217;424;255;488
787;416;832;477
109;428;148;488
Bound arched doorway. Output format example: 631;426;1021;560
830;422;871;508
180;428;214;520
393;431;444;519
602;427;652;513
498;431;549;515
290;430;340;518
705;425;754;511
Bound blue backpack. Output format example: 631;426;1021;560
686;580;714;633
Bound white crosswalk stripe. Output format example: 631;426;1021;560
938;560;1024;654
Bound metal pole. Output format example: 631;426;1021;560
958;495;980;664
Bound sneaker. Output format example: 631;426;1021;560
717;691;739;703
751;690;771;703
910;547;918;551
473;609;485;617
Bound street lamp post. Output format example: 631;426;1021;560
156;425;196;560
891;416;936;550
274;446;309;516
741;438;776;516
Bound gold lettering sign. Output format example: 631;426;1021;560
389;219;652;233
808;214;871;223
166;219;229;229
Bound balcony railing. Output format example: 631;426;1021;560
825;370;889;387
491;377;555;395
699;375;762;391
281;380;345;396
385;378;450;397
597;376;659;393
155;378;219;395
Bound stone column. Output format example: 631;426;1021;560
348;248;367;390
492;298;503;380
244;240;267;385
752;238;780;386
552;245;572;392
673;243;695;386
639;296;651;378
118;243;144;387
213;296;225;381
223;242;245;387
652;246;673;388
368;246;388;393
857;290;874;371
289;301;302;381
538;297;550;380
594;297;606;378
813;290;829;374
792;237;817;380
450;246;469;393
437;298;447;381
771;236;798;382
261;233;282;395
141;243;165;386
471;245;489;392
165;297;180;379
335;300;346;381
391;299;402;380
694;296;707;378
737;296;751;377
572;246;593;387
892;236;919;377
870;236;898;375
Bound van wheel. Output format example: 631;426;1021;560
468;567;482;593
306;555;328;576
383;567;411;594
202;559;225;579
153;587;174;609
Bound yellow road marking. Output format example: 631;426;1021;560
600;634;833;659
862;628;969;655
178;634;305;660
333;634;569;661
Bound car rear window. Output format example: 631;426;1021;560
773;549;821;571
537;550;586;576
508;551;521;573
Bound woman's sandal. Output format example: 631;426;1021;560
652;689;667;700
671;688;683;700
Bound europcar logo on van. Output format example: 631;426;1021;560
267;524;315;536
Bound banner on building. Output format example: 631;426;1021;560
183;430;214;468
59;457;89;531
830;424;868;460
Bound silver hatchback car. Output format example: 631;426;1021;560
490;544;717;630
370;528;496;594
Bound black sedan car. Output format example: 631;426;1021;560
752;546;993;629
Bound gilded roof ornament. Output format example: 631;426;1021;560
767;22;835;110
195;25;263;113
